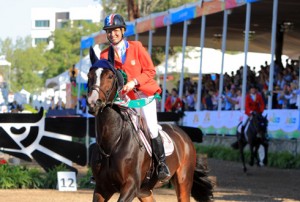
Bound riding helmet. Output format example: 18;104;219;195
103;14;126;31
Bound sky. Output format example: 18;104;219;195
0;0;98;43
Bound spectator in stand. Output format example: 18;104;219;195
231;88;242;110
78;94;87;113
283;82;300;109
185;88;196;111
222;84;233;110
203;90;214;110
56;98;65;110
165;88;183;113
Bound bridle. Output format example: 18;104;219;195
251;114;267;139
89;68;119;111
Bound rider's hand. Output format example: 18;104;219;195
122;80;136;94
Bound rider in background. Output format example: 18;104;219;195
99;14;170;181
232;84;265;148
165;88;183;112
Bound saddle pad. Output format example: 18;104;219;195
138;125;175;157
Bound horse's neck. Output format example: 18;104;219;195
96;107;124;142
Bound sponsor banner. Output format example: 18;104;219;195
80;36;94;49
94;32;107;45
170;4;196;24
136;16;153;34
182;110;300;139
124;22;136;37
152;11;168;28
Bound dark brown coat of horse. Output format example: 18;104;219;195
236;112;269;173
87;47;213;202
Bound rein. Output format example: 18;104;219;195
97;108;126;158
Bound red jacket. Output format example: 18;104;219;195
165;96;183;112
245;92;265;116
100;41;161;100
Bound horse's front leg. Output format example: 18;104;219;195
239;142;247;172
138;191;155;202
93;191;105;202
254;145;261;166
118;177;138;202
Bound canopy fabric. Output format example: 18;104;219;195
156;47;289;75
45;55;91;88
0;55;11;66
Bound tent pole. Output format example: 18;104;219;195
179;20;189;99
196;15;206;111
161;24;171;112
241;3;252;111
76;48;83;114
268;0;278;110
217;9;228;111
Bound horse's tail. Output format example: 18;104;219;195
191;155;214;202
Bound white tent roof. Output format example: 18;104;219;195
157;47;288;75
0;55;11;66
45;55;90;88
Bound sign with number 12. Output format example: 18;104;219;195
57;171;77;191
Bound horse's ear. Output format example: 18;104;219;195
108;45;115;68
89;46;99;65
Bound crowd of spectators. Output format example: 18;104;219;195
160;59;300;112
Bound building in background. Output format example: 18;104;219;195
31;4;103;49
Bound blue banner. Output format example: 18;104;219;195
124;22;136;37
170;5;196;24
80;37;94;49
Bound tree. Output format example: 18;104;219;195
11;44;46;92
43;21;99;81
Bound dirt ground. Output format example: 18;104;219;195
0;158;300;202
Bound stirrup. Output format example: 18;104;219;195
157;162;171;182
90;176;96;185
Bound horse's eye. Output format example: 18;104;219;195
108;74;114;79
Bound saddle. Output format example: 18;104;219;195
119;106;174;157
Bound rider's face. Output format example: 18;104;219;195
250;88;257;94
106;28;123;45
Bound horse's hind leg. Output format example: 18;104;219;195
263;143;269;165
171;165;194;202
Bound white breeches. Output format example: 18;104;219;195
135;96;158;139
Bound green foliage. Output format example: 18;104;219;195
0;164;43;189
42;164;70;189
0;163;75;190
195;144;300;169
268;152;299;169
78;168;95;189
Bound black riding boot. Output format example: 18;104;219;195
152;135;171;182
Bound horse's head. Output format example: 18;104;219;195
87;46;124;115
252;113;268;141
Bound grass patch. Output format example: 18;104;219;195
194;144;300;169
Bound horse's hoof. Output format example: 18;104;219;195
249;161;254;166
243;167;247;173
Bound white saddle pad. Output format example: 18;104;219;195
138;125;175;157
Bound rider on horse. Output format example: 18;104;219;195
232;84;265;148
99;13;170;181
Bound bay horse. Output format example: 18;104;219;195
87;46;213;202
235;112;269;173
